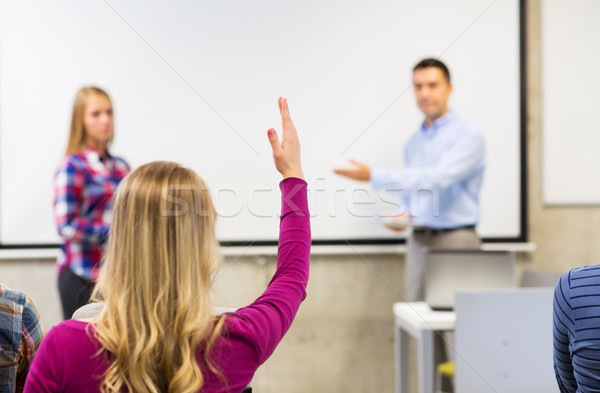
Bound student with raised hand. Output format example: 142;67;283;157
26;97;310;393
53;86;130;320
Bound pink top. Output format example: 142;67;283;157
25;177;310;393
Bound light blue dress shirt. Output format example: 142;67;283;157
370;110;485;229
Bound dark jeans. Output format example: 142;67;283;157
58;268;95;320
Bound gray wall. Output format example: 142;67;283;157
2;0;595;391
0;251;533;393
525;0;600;273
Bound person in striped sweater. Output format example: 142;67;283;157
554;265;600;392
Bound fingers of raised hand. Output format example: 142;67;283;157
267;128;281;151
280;98;294;130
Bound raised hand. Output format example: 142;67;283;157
267;97;304;180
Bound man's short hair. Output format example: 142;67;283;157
413;58;451;83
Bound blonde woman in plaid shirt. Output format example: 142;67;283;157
0;283;45;392
53;87;130;320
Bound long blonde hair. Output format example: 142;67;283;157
65;86;113;155
91;161;225;393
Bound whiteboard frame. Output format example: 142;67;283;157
0;0;528;249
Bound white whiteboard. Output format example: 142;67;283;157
542;0;600;204
0;0;522;245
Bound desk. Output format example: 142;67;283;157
393;302;456;393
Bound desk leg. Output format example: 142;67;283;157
395;326;409;393
418;331;434;393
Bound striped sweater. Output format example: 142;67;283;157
554;265;600;392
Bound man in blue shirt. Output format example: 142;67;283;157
335;58;485;301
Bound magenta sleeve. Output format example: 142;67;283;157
23;327;61;392
233;177;311;364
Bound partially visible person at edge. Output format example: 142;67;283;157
25;97;311;393
554;265;600;392
0;283;45;393
335;58;485;302
53;86;130;320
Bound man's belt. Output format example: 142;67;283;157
412;225;476;235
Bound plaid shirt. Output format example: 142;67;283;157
53;147;130;280
0;284;45;393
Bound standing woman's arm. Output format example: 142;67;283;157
53;158;109;244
